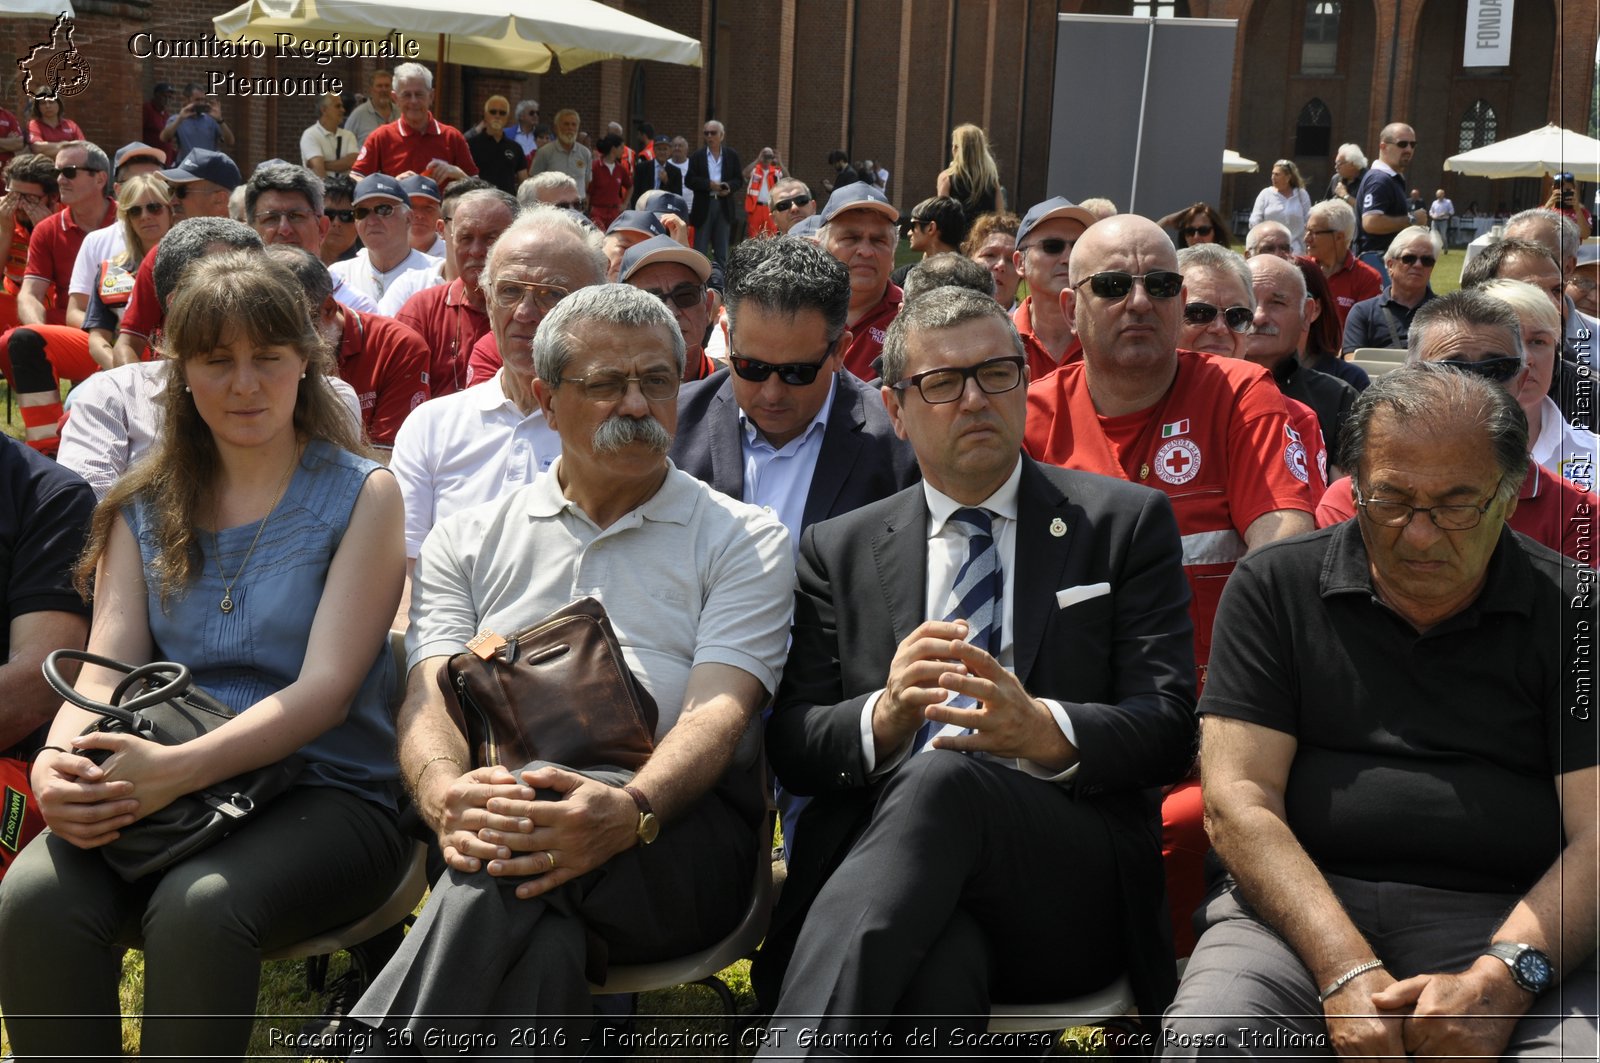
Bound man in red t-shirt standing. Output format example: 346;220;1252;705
819;181;901;380
350;63;477;188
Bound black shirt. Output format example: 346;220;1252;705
466;129;526;195
1273;357;1358;468
1200;520;1594;894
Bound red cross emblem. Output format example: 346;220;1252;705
1154;438;1202;485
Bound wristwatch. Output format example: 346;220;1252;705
622;784;659;846
1484;942;1554;994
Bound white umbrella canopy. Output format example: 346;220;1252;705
1223;149;1258;174
214;0;701;73
3;1;75;17
1444;123;1600;181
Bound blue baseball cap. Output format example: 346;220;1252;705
820;181;898;224
607;210;667;239
353;173;407;205
400;174;442;203
160;148;242;191
1015;197;1097;246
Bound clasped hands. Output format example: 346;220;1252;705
32;734;195;849
432;765;638;900
1322;958;1525;1061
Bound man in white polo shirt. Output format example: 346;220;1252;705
329;173;439;305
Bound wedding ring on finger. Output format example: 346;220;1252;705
545;850;558;871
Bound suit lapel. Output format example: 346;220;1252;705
1012;458;1075;683
801;378;866;529
869;488;929;647
709;381;746;500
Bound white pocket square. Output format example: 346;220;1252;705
1056;582;1111;610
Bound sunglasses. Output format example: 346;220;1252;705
772;194;811;213
1180;225;1214;238
123;202;169;220
1183;302;1253;332
642;283;705;311
55;165;103;179
324;208;355;223
1436;356;1523;383
1075;270;1184;300
354;203;399;220
1304;228;1338;239
1021;237;1074;256
729;344;835;386
487;109;509;116
1388;139;1418;149
1393;253;1436;267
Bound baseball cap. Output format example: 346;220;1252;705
353;173;407;205
1576;242;1600;268
1554;172;1576;183
607;210;667;239
637;190;689;217
114;142;166;172
821;181;899;225
400;174;442;203
159;148;242;191
1016;197;1098;246
789;215;824;239
619;235;712;285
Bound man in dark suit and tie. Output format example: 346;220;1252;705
684;120;741;266
754;287;1198;1047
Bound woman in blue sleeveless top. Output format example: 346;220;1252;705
0;251;409;1060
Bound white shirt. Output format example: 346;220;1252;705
377;260;446;317
668;158;693;213
329;246;440;304
1530;395;1598;492
512;128;539;157
68;223;126;298
737;374;835;553
332;275;378;315
856;461;1079;784
388;369;563;558
706;149;723;186
1429;197;1455;220
300;121;358;169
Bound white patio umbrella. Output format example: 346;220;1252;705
213;0;701;72
1444;123;1600;181
1223;149;1258;174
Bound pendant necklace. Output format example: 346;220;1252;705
213;457;296;614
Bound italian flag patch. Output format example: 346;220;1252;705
1161;419;1190;438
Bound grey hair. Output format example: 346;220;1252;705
245;162;325;218
484;208;606;291
153;217;264;310
879;286;1022;386
1335;142;1368;169
515;99;539;119
1309;197;1357;242
724;236;852;340
59;140;110;175
518;171;578;209
1505;207;1583;264
1405;288;1525;366
902;252;996;304
1249;252;1307;303
533;283;686;384
773;176;810;199
1244;220;1291;254
1459;237;1559;289
1383;224;1444;262
451;187;518;222
1343;363;1528;508
392;62;433;89
1177;244;1255;309
264;244;334;307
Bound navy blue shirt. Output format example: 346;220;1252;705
1342;286;1436;352
1356;165;1410;255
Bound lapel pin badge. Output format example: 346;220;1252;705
1049;517;1067;538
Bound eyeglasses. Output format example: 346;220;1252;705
254;209;313;228
729;343;837;386
639;282;705;311
354;203;398;220
123;202;169;219
894;355;1025;405
487;109;509;116
55;165;103;179
703;130;719;137
1021;237;1074;257
488;279;570;313
1393;252;1436;268
324;208;355;223
1353;478;1504;531
1183;302;1253;332
557;370;679;403
14;192;48;207
1304;228;1338;239
1180;225;1214;238
1253;242;1291;255
170;184;193;200
1074;270;1184;300
1388;139;1418;149
772;194;811;213
1435;355;1524;383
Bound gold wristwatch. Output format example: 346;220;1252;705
622;784;659;845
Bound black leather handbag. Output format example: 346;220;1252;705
41;649;303;882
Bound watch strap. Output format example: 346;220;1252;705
622;784;652;816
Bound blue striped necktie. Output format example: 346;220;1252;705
913;507;1002;754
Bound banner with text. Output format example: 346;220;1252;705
1464;0;1515;67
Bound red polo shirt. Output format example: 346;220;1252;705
1323;251;1382;330
117;247;161;342
1012;297;1081;382
22;199;114;313
395;278;491;398
351;114;478;182
0;107;22;171
840;282;903;380
336;309;431;446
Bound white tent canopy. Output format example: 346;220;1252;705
1444;123;1600;181
1223;149;1257;174
214;0;701;72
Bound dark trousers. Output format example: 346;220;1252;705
695;205;734;266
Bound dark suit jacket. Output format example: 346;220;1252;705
669;369;920;530
759;456;1198;1018
684;146;743;227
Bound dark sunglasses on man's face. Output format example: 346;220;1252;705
729;348;833;386
773;194;811;213
354;203;398;221
1436;356;1523;383
1183;302;1253;332
1389;139;1418;149
55;165;102;180
643;283;705;311
487;109;509;117
325;208;356;224
1394;253;1436;268
1022;237;1073;257
1075;270;1184;300
1180;225;1214;238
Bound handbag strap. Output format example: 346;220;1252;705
42;649;194;726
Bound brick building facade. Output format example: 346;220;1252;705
4;1;1592;221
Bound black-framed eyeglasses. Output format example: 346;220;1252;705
488;279;570;313
1435;355;1524;383
54;165;103;180
1304;228;1338;239
773;194;811;213
893;355;1025;405
1353;477;1504;531
1180;225;1214;238
123;202;169;220
324;208;355;223
1021;237;1073;257
14;192;48;207
1394;252;1436;267
354;203;399;220
557;369;679;403
170;184;193;200
641;282;705;311
254;209;313;228
729;341;837;386
1388;139;1418;149
1183;302;1253;333
1074;270;1184;300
